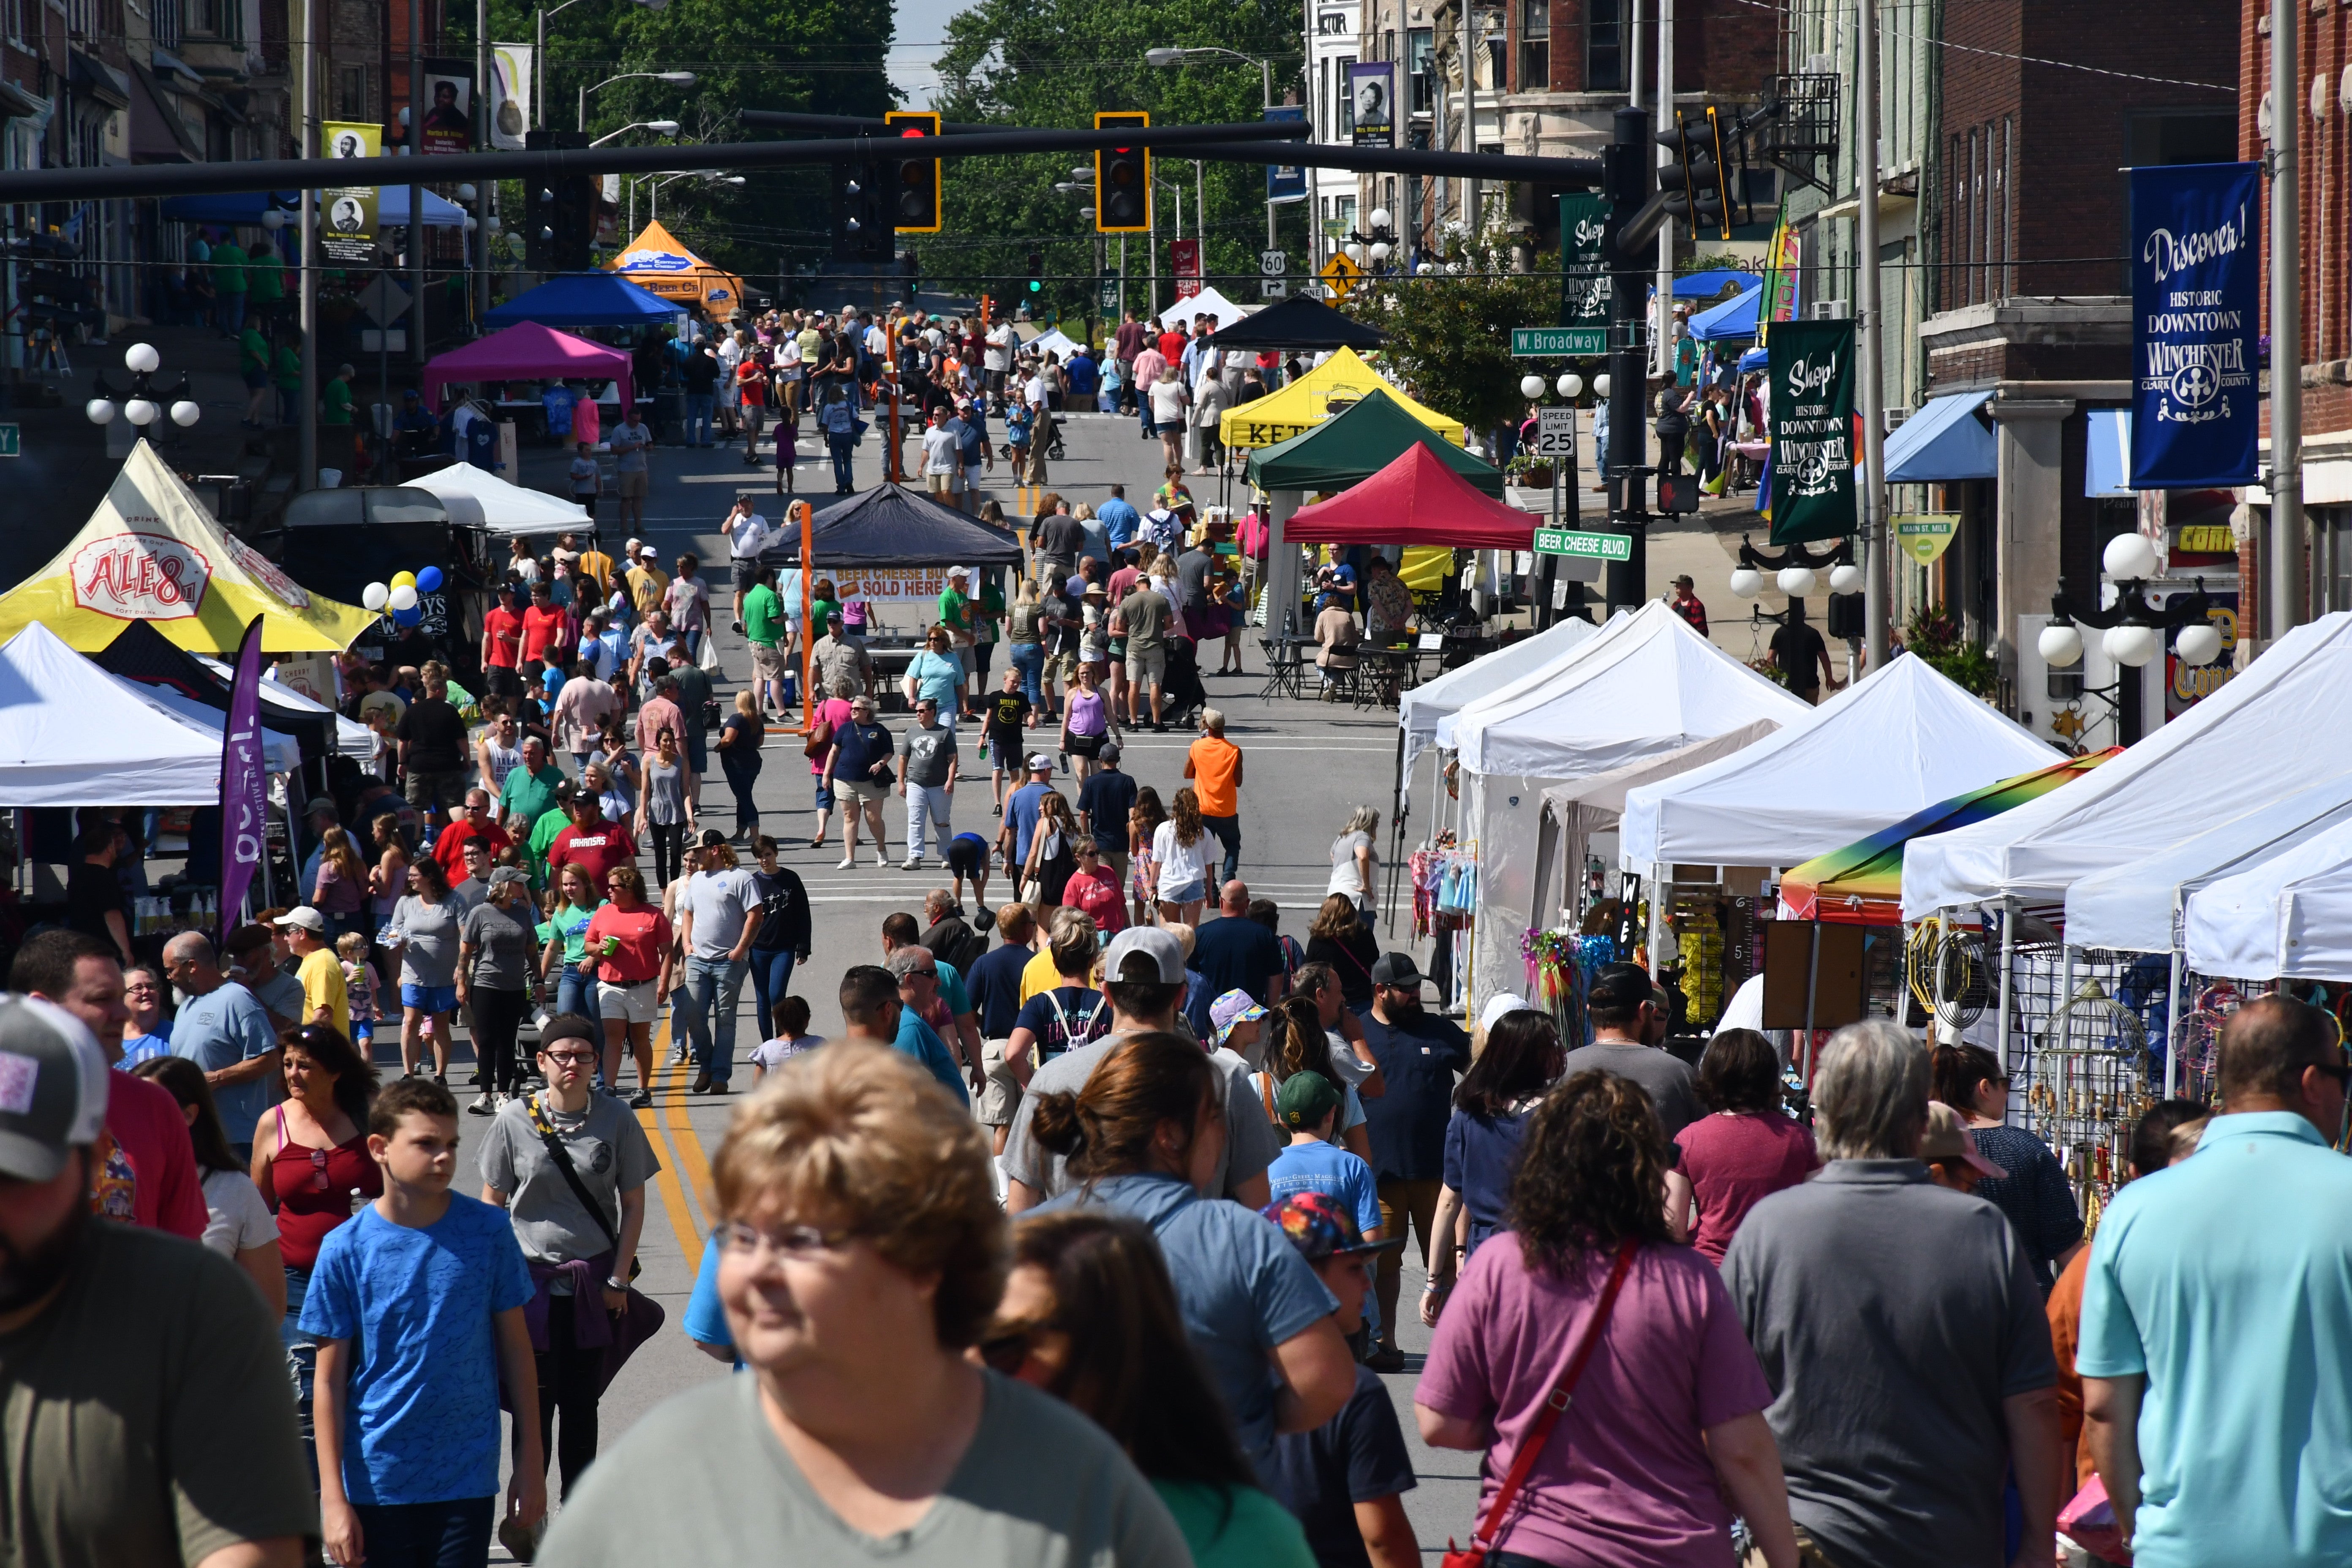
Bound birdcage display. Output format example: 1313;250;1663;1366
1905;917;1992;1041
2026;978;2151;1235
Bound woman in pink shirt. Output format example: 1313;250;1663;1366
805;675;857;851
1665;1027;1820;1265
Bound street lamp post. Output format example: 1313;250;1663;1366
580;71;696;133
593;120;679;147
87;343;203;452
1518;368;1583;628
536;0;671;129
1145;45;1279;249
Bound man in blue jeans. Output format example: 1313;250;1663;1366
681;338;721;447
676;830;757;1094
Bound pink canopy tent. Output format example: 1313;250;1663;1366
1283;441;1540;549
422;321;635;412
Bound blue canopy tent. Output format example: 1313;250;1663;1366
1671;268;1759;301
163;188;466;228
1737;345;1768;373
1688;285;1763;342
1883;392;1997;484
486;272;682;329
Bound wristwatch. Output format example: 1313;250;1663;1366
604;1276;629;1292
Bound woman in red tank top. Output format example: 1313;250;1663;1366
250;1025;382;1471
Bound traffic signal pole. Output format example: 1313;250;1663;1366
1855;0;1891;670
1603;105;1652;614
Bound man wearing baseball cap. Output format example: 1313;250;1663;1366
274;906;348;1040
1560;961;1704;1136
0;993;316;1565
1356;950;1471;1371
999;752;1058;883
1002;925;1283;1214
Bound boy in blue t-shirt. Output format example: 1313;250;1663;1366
304;1077;543;1565
1264;1070;1382;1243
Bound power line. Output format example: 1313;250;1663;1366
1747;0;2232;93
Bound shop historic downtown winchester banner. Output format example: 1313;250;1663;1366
1767;318;1857;546
2129;161;2259;489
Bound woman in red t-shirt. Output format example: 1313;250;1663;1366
1665;1027;1819;1265
583;863;673;1106
736;351;769;468
1060;836;1126;934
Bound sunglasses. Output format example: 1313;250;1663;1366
541;1047;597;1066
976;1316;1061;1375
2314;1061;2352;1091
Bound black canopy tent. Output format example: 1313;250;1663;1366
1208;293;1387;353
761;482;1024;568
93;620;341;764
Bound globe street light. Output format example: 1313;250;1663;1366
88;344;199;434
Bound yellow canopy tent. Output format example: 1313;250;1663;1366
0;441;378;653
1218;346;1467;450
607;220;747;320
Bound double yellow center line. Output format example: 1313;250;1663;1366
632;1013;723;1271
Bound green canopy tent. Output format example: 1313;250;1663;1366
1245;387;1506;498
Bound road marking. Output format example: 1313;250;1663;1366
661;1034;719;1238
634;1015;709;1269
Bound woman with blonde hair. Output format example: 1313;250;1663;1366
536;1043;1192;1565
1022;791;1080;909
1326;803;1382;920
1151;787;1216;927
310;825;371;942
1305;892;1380;1008
1006;575;1046;714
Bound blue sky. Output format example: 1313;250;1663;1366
889;0;962;108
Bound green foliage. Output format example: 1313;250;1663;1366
929;0;1302;327
1902;603;1999;696
457;0;893;283
1356;227;1576;441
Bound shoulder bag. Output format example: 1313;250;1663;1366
1439;1238;1639;1568
524;1092;641;1282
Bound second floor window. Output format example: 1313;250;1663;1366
1587;0;1624;92
1518;0;1548;91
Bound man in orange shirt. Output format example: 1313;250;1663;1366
1181;706;1244;885
520;579;571;670
480;581;525;701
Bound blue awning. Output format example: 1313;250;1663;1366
1688;284;1762;342
1884;392;1996;484
160;190;301;225
2086;408;2133;497
1737;345;1768;374
1672;268;1758;301
486;272;684;329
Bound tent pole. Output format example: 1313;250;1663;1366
1646;859;1668;975
2164;933;2183;1099
1384;725;1407;939
1802;919;1821;1081
1996;896;2016;1077
796;501;817;732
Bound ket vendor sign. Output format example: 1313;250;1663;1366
2129;162;2259;489
1767;318;1857;546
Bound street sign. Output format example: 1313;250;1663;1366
1171;238;1201;299
1098;276;1120;312
1513;326;1606;357
356;274;411;328
1534;406;1576;458
1262;278;1288;300
1533;527;1631;562
1319;252;1361;298
1260;249;1287;276
0;424;20;457
1894;512;1960;565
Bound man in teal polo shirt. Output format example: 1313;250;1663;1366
2080;994;2352;1567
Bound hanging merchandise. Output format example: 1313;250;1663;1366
2025;979;2151;1237
1410;838;1479;1015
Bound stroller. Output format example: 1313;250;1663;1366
1159;636;1208;729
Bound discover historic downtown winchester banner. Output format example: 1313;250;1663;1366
2129;161;2260;489
1767;318;1857;546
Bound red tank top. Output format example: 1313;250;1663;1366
270;1104;382;1269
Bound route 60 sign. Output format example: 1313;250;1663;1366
1260;249;1287;276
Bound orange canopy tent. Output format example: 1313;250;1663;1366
606;219;746;320
1283;441;1543;550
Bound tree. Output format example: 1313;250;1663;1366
930;0;1301;327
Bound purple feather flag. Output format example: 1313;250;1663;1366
218;616;268;931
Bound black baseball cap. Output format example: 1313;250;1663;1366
1368;952;1422;988
1588;964;1657;1010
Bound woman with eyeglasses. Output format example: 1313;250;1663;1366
976;1210;1315;1568
480;1013;659;1506
249;1024;381;1483
459;866;543;1117
118;961;175;1063
585;863;672;1109
534;1041;1191;1568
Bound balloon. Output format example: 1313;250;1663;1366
388;584;419;612
415;566;444;593
390;570;417;590
361;582;390;611
392;604;424;627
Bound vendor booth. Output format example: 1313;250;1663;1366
0;623;229;803
94;620;341;764
422;321;636;414
403;461;593;534
486;272;683;329
1437;600;1810;1014
1173;286;1251;329
1208;293;1385;353
1220;348;1465;450
1284;443;1547;550
608;220;746;320
2183;815;2352;984
0;442;378;653
1687;285;1762;342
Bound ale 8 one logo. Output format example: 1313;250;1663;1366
71;532;210;620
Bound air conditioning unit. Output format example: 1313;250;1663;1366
1810;299;1850;320
1884;406;1912;430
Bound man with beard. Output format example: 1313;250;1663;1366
10;930;206;1240
1354;951;1469;1372
0;993;314;1566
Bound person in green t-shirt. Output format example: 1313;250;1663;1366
239;323;272;427
245;237;285;328
970;575;1005;710
323;363;356;427
272;337;302;427
741;568;787;714
937;567;977;718
210;237;248;335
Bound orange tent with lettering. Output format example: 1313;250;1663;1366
606;219;746;321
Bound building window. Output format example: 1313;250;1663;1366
1517;0;1548;91
1586;0;1623;92
1407;27;1433;114
1337;55;1356;138
335;63;368;120
187;0;238;39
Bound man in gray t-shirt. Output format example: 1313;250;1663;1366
678;840;758;1091
896;699;961;869
1562;964;1705;1135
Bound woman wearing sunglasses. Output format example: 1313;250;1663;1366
249;1024;381;1482
535;1042;1190;1567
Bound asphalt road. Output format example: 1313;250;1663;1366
460;402;1481;1560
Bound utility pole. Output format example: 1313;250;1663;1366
1603;104;1651;612
475;0;490;322
1856;0;1890;668
409;0;426;371
2270;0;2306;640
298;0;317;490
1653;0;1674;381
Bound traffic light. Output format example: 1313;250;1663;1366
523;130;591;271
1025;251;1043;296
884;110;942;233
1657;106;1734;241
1094;110;1150;233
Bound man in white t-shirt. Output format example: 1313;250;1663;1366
920;406;963;500
723;495;773;634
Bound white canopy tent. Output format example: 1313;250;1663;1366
2183;815;2352;980
1444;601;1810;1008
1175;286;1250;329
403;462;591;536
1401;612;1607;772
2062;776;2352;953
1025;328;1082;360
1620;651;2061;871
187;659;381;762
114;677;302;773
0;624;225;804
1903;612;2352;919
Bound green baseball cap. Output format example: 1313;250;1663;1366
1275;1070;1342;1132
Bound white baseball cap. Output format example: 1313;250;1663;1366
1104;927;1186;986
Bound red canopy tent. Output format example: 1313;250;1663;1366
1282;442;1541;549
422;321;636;413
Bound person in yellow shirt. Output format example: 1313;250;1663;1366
276;907;350;1038
625;544;670;621
571;531;615;598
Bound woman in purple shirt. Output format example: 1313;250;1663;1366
1058;662;1118;782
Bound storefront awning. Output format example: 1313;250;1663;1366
1884;392;1995;484
2086;407;2133;497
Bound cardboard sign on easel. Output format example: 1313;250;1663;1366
1759;920;1866;1031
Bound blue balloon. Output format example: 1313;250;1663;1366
415;566;444;593
392;604;424;627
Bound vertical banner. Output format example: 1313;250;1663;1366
318;121;380;265
2129;161;2259;488
1265;106;1308;204
420;60;474;155
1761;212;1800;332
1767;318;1858;546
1559;192;1608;335
217;616;268;928
1348;62;1395;149
1171;238;1201;299
489;44;532;149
